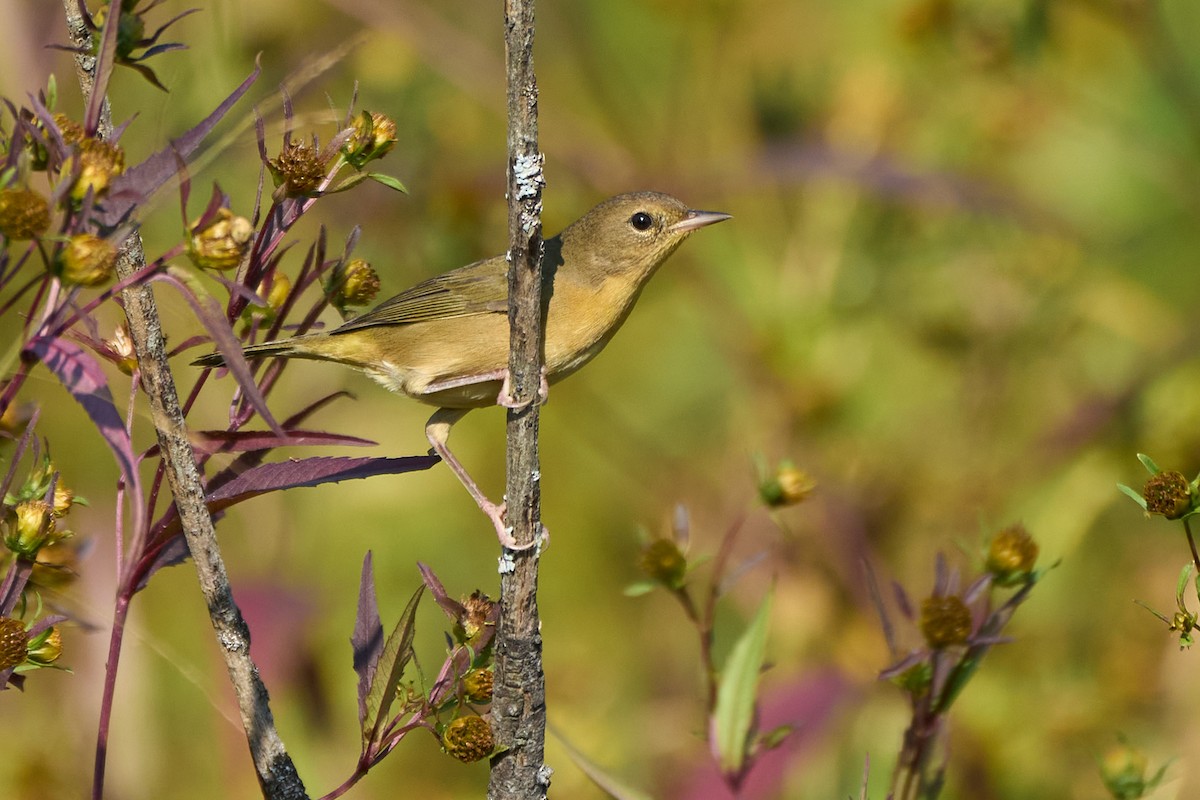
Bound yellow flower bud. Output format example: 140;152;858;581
330;258;381;308
188;207;254;271
26;626;62;666
0;187;51;240
51;482;74;518
66;137;126;201
5;500;56;557
442;716;495;763
344;111;398;167
462;668;494;704
1100;742;1149;799
986;523;1038;584
263;272;291;312
53;112;86;146
0;617;29;671
59;233;117;286
759;462;815;508
243;273;292;326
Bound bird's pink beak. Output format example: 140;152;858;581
670;209;732;234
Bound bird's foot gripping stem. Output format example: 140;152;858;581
425;407;546;551
497;366;549;410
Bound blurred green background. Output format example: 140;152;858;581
4;0;1200;797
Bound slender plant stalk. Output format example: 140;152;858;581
488;0;548;797
59;4;308;798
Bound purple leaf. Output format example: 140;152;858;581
198;391;356;498
24;337;141;504
861;558;897;658
892;579;914;622
83;0;121;134
353;552;383;730
95;63;260;227
206;455;439;509
155;268;284;436
418;562;466;623
183;429;377;456
363;583;424;749
138;454;438;588
283;390;356;427
0;407;40;504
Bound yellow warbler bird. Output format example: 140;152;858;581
194;192;730;547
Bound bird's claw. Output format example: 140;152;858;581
498;367;549;410
483;500;548;552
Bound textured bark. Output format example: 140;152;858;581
489;0;549;797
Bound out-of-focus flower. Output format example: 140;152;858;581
759;461;815;508
53;112;86;146
920;594;972;649
638;538;687;588
986;523;1038;585
0;187;51;240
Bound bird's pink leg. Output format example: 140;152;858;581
425;407;537;551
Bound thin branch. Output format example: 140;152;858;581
59;3;308;798
488;0;548;798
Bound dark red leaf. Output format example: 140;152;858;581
418;562;466;623
155;269;284;436
83;0;121;134
24;337;141;504
96;62;261;227
206;456;438;508
186;429;376;455
138;454;439;589
353;552;383;729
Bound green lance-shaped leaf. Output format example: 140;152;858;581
1177;563;1195;605
550;724;655;800
363;583;424;748
711;588;773;778
1117;483;1148;511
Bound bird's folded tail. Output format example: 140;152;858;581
190;337;303;368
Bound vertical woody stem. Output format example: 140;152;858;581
489;0;548;797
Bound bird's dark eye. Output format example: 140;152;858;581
630;211;654;231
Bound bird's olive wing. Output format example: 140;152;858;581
332;257;508;332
